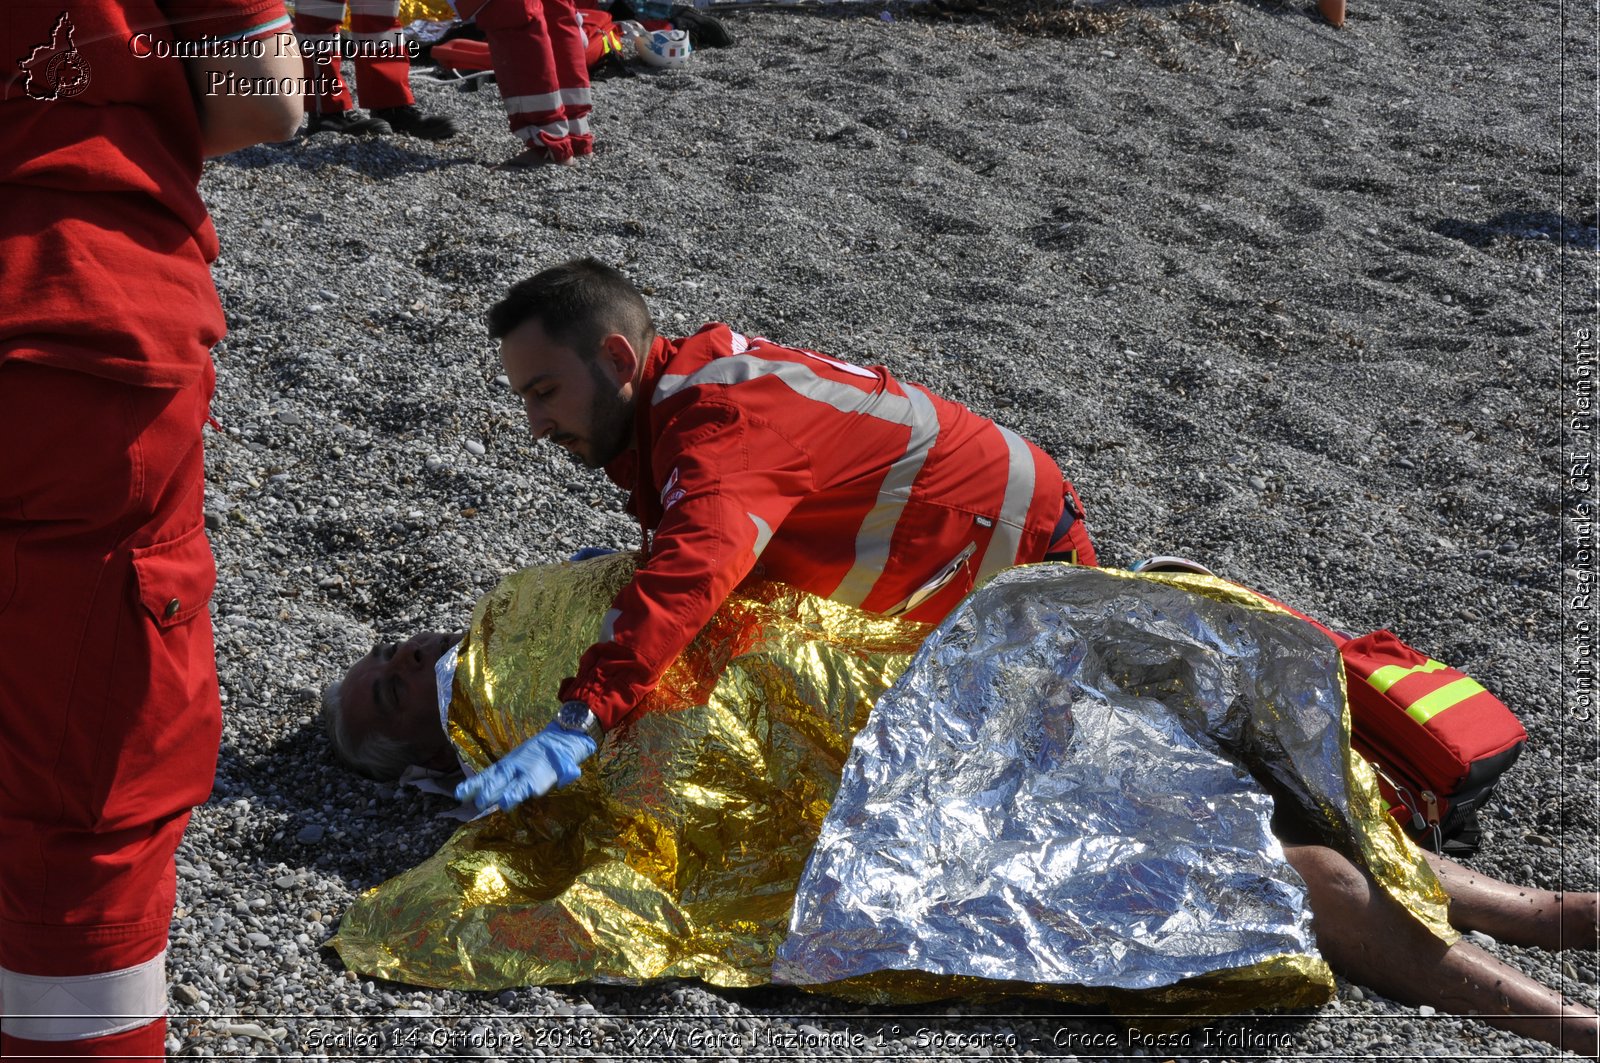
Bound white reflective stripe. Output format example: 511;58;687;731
599;608;621;642
729;332;749;355
0;952;166;1042
514;121;570;143
297;30;341;45
748;513;774;559
560;86;593;107
347;0;399;15
799;348;879;381
568;116;593;136
296;0;348;20
654;355;908;426
832;384;941;606
971;426;1036;583
503;90;563;115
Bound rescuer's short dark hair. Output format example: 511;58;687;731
488;258;655;360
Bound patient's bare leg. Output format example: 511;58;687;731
1284;843;1598;1056
1421;850;1599;953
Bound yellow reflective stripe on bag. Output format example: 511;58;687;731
1364;657;1448;694
1363;658;1486;724
1402;675;1490;725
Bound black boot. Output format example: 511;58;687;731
306;109;392;135
371;105;459;141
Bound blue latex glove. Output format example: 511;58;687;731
568;546;618;562
454;721;596;812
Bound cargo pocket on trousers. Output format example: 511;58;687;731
131;524;217;628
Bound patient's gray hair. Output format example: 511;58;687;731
321;680;421;781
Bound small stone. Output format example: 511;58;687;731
274;874;296;889
494;374;510;387
1396;457;1415;469
204;511;223;531
1346;984;1364;1001
1525;832;1555;846
295;824;325;844
173;984;202;1006
1247;475;1267;491
222;1023;274;1042
1418;1004;1436;1017
275;410;303;426
1562;959;1580;981
246;931;272;948
464;440;486;456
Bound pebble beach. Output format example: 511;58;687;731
173;0;1598;1056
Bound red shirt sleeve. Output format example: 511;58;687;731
559;401;813;729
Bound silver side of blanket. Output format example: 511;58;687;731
775;564;1358;993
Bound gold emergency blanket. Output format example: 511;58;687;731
775;565;1452;1009
330;554;931;988
331;559;1450;1004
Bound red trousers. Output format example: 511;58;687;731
476;0;593;160
293;0;414;113
0;362;221;1057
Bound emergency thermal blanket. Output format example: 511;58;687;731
331;558;1450;1005
330;554;930;988
774;565;1452;1008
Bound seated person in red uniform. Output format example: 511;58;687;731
1;3;303;1058
460;258;1097;813
324;597;1599;1056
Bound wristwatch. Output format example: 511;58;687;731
554;700;604;746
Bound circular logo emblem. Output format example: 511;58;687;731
47;50;91;98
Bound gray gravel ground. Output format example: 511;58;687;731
176;0;1599;1057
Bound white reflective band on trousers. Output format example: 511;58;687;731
296;0;347;20
0;951;166;1041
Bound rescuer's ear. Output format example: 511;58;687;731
596;332;640;392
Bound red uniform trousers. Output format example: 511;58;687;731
474;0;593;161
0;363;222;1060
293;0;415;113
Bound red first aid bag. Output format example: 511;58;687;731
1338;630;1527;853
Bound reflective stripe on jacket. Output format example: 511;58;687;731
561;324;1077;728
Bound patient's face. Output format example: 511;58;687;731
338;630;464;770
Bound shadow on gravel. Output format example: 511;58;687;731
220;724;463;886
1432;210;1600;252
216;140;481;178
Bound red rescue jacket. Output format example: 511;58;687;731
561;324;1083;728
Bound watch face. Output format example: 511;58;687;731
557;701;596;735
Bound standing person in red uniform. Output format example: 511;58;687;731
0;5;302;1058
456;258;1097;812
453;0;593;166
292;0;457;138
